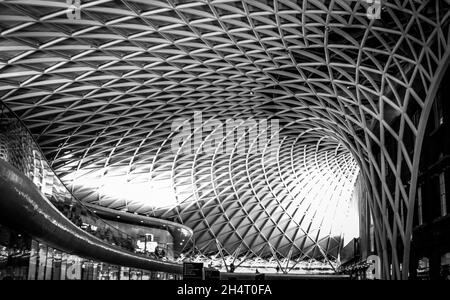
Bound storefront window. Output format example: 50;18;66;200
0;225;31;280
417;257;430;280
441;253;450;280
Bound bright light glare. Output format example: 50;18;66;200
67;172;178;209
100;178;177;208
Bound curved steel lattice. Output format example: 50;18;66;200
0;0;449;279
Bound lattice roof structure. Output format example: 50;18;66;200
0;0;449;279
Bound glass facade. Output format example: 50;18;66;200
0;224;180;280
0;104;185;279
0;106;137;253
0;224;30;280
26;240;178;280
0;103;188;262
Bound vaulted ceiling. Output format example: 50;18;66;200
0;0;449;264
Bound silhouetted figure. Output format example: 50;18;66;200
229;263;235;273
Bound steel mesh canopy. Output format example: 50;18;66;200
0;0;449;277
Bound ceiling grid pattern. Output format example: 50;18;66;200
0;0;449;277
